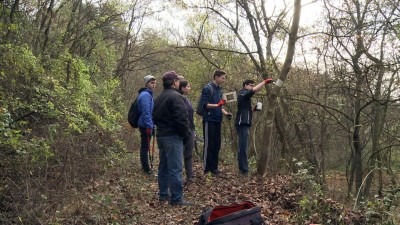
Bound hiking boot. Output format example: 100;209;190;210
239;171;249;177
170;201;194;206
159;196;169;202
159;198;169;205
143;169;152;175
184;177;193;186
211;170;222;177
211;170;221;175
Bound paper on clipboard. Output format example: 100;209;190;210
222;91;237;103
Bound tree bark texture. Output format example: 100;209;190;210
257;0;302;175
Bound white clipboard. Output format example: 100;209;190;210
222;91;237;103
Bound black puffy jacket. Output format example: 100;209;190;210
153;88;190;139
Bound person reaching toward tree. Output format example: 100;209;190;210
235;78;274;176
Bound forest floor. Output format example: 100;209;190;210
54;162;303;224
48;151;395;225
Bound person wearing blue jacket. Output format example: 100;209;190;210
235;78;274;175
199;69;232;175
137;74;156;174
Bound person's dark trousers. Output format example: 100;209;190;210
203;122;221;173
236;125;250;173
184;128;195;179
139;127;151;173
157;135;184;203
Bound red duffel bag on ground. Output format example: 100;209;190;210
197;201;265;225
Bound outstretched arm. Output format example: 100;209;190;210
252;78;274;92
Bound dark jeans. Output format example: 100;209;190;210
157;135;184;203
203;122;221;173
184;128;195;179
236;125;250;173
139;127;151;172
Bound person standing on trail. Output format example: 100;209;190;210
199;69;233;176
153;71;192;206
137;74;156;174
235;78;274;175
179;80;195;184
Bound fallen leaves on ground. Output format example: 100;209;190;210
53;159;368;224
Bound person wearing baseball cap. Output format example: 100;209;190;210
153;71;192;206
137;74;156;174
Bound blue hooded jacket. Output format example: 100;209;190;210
199;82;223;123
137;88;154;129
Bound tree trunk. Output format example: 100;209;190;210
248;101;264;159
4;0;20;41
279;97;297;170
274;106;287;160
351;60;364;198
318;118;327;188
257;90;278;174
303;116;318;173
347;144;355;199
362;27;391;196
257;0;302;175
353;120;363;197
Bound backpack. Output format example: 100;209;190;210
196;84;214;116
128;97;140;128
198;201;265;225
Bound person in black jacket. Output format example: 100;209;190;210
235;78;274;175
153;71;192;206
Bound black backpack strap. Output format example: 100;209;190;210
209;84;213;93
205;84;215;104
